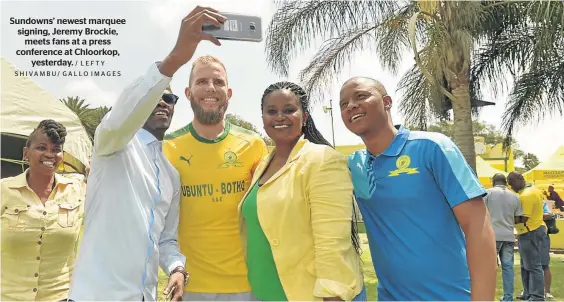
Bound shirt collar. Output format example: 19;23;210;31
518;183;533;193
138;128;161;148
4;169;74;189
367;124;409;159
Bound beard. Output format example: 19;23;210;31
190;100;228;125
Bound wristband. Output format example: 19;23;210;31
170;266;189;285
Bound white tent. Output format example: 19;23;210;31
1;57;91;177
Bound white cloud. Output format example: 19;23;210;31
62;78;117;108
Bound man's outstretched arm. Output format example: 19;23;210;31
94;5;225;156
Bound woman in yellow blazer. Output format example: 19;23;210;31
1;120;86;301
238;82;366;301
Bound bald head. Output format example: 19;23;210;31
492;173;507;186
342;77;388;98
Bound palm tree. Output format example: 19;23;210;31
264;0;563;170
472;1;564;145
60;96;111;142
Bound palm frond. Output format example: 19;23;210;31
502;58;564;144
471;31;535;98
297;22;379;104
266;0;399;77
397;66;435;129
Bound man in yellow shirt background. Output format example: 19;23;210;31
164;55;268;301
507;171;545;301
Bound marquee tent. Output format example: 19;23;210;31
527;146;564;181
1;57;92;178
476;156;508;188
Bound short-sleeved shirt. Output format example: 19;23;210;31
1;170;85;301
484;185;523;242
515;184;545;235
348;125;487;301
164;121;268;293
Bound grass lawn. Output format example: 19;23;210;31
157;234;564;301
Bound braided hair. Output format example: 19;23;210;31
26;119;67;147
261;81;362;255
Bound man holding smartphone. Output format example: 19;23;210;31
69;6;226;302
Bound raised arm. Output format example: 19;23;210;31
93;63;172;156
94;5;226;156
308;148;359;301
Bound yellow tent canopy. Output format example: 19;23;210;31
524;146;564;197
476;156;508;188
1;57;92;178
527;146;564;181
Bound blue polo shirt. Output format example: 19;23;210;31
348;125;486;301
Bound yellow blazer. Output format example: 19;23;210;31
238;138;364;301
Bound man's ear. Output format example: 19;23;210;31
185;87;191;101
227;88;233;101
383;95;393;110
23;147;28;161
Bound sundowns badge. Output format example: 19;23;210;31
219;150;243;168
388;155;419;177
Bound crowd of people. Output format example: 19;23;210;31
485;174;561;302
1;6;559;302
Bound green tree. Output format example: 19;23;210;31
60;96;111;142
225;114;274;146
264;0;564;170
522;153;540;171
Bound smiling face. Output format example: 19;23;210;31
262;89;308;145
339;77;392;138
186;62;232;125
143;91;175;134
23;129;64;177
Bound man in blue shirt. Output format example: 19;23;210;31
339;77;497;301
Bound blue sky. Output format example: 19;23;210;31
1;0;563;161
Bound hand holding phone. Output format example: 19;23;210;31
202;12;262;42
164;285;176;302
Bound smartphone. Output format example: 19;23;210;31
202;12;262;42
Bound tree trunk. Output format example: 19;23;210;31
450;79;477;171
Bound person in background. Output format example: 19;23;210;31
548;185;564;211
163;55;268;301
507;171;545;301
484;173;523;301
518;198;555;301
1;119;86;301
237;81;365;301
69;6;225;301
341;76;497;301
541;200;554;299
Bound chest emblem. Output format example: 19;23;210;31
388;155;419;177
180;155;193;166
219;150;243;168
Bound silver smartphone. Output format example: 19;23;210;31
202;12;262;42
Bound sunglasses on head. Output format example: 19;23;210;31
162;93;179;105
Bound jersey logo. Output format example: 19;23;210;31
388;155;419;177
219;150;243;168
180;155;193;166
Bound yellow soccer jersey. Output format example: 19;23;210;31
515;184;545;235
163;121;268;293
